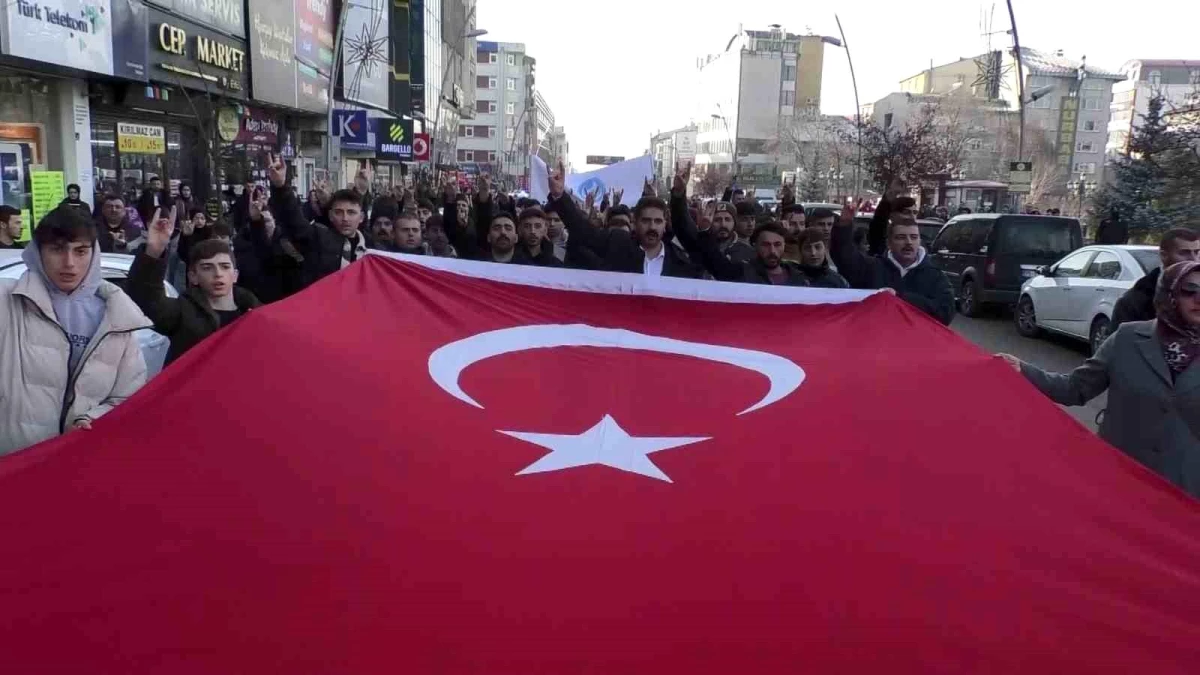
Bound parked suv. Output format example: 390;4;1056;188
928;214;1083;317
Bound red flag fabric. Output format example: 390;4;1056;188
1;253;1198;673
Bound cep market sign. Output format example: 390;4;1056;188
375;118;413;161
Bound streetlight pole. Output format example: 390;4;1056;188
1006;0;1027;162
711;111;737;180
827;19;860;199
324;4;352;187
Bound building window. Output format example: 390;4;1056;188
781;90;795;106
883;112;894;129
1077;140;1096;153
1149;70;1162;86
465;126;474;137
506;54;515;66
1074;162;1096;174
782;64;796;81
489;53;497;64
487;127;495;138
464;150;474;162
506;101;515;115
1082;79;1104;91
1191;70;1200;85
967;138;983;151
476;76;489;88
489;152;497;162
506;78;516;91
489;77;497;89
1083;98;1101;111
506;128;515;140
1083;120;1097;132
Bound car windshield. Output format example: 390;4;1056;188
997;218;1076;256
1130;249;1162;274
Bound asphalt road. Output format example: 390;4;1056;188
951;310;1106;432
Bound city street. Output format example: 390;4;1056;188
952;311;1106;432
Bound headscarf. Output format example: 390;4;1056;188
1153;260;1200;378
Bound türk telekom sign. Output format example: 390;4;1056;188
1;0;149;80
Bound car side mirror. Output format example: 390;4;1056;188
1038;265;1053;277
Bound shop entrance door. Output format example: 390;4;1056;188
0;142;27;209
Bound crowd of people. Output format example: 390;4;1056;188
0;156;1196;497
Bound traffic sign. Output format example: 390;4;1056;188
413;133;430;161
586;155;625;166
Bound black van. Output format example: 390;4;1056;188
928;215;1083;317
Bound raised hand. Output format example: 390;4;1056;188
314;177;331;207
262;207;277;241
641;177;656;198
145;206;176;258
267;152;287;188
548;160;566;198
354;166;371;193
839;202;856;225
611;187;624;206
476;173;492;202
442;177;459;203
585;188;597;211
671;162;691;197
179;211;196;236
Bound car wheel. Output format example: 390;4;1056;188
1016;295;1042;337
1089;316;1111;355
959;279;982;317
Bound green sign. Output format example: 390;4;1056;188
30;171;65;226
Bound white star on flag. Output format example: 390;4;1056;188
499;415;710;483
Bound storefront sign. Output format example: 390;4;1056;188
117;122;166;154
339;0;390;111
409;0;424;115
332;109;368;143
1055;97;1079;172
149;8;248;98
388;0;411;118
148;0;244;38
1;0;148;80
236;110;279;145
247;0;296;107
294;0;334;111
30;171;64;225
374;118;412;161
216;108;240;142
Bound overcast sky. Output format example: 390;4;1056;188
476;0;1200;171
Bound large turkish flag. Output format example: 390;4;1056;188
0;253;1197;673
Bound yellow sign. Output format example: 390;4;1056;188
118;122;166;154
30;171;64;225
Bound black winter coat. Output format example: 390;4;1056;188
445;195;563;267
669;193;807;286
831;222;956;325
1112;266;1159;329
269;184;373;289
128;251;261;365
558;192;702;278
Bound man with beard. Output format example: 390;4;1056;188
552;162;701;278
703;202;753;265
443;176;526;265
831;206;955;325
516;206;564;267
96;194;141;253
781;203;806;262
797;228;848;288
669;165;807;286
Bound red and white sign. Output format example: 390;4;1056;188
0;255;1197;673
413;132;430;161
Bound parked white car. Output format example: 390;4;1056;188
1015;245;1161;354
0;250;173;376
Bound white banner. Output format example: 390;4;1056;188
529;154;550;203
565;155;654;207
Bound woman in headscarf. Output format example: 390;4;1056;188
998;261;1200;498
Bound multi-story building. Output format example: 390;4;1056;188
418;0;480;168
650;125;699;192
457;41;537;188
895;48;1123;206
1107;60;1200;157
548;126;571;170
692;25;828;190
533;92;555;164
